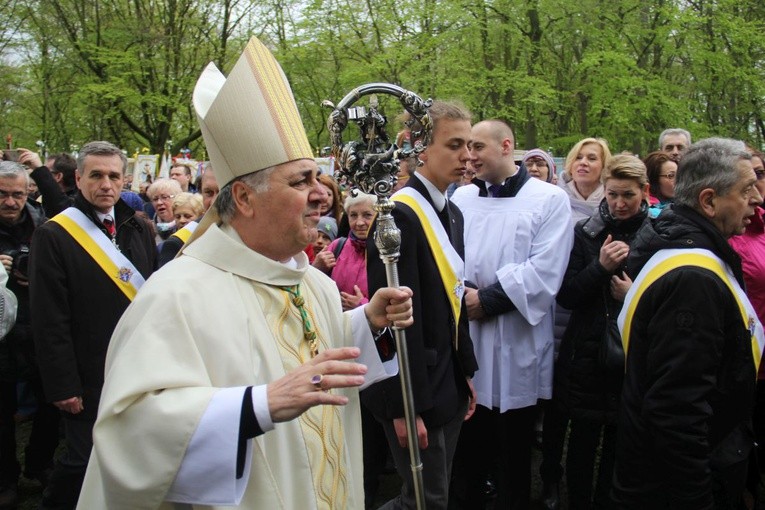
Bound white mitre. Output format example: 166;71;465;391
184;36;315;248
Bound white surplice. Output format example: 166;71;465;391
452;179;573;412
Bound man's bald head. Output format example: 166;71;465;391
474;119;514;146
469;119;516;185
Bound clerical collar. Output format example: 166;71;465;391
482;165;519;192
95;207;116;224
220;223;301;268
282;257;299;269
414;171;447;212
483;180;504;192
474;164;530;198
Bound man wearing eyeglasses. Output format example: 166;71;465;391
0;161;59;507
29;141;156;510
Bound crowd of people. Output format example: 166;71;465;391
0;35;762;510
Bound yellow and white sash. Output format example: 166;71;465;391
393;187;465;346
51;208;146;301
170;221;198;244
618;248;765;373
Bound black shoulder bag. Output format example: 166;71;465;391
599;288;625;374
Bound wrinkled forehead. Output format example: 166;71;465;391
80;154;125;175
0;174;28;189
272;158;319;180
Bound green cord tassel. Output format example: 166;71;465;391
281;284;319;357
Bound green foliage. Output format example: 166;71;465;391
1;0;764;157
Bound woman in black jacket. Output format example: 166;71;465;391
553;154;650;509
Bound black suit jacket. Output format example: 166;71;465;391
30;194;157;421
362;175;478;428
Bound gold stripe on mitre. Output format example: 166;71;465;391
192;36;313;189
186;36;314;253
244;41;311;164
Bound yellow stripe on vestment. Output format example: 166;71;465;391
392;194;462;347
272;287;347;509
622;252;761;373
50;215;139;301
172;227;194;244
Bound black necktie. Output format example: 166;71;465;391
437;205;452;242
488;184;503;198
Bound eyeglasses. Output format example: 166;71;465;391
525;159;548;168
151;194;175;203
659;173;677;180
756;170;765;181
0;190;28;200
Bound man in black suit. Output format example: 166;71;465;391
364;101;478;510
29;141;157;509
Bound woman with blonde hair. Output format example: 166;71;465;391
553;154;650;509
542;138;613;509
146;178;182;242
171;192;204;229
558;138;612;222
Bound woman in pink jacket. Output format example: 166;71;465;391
729;150;765;463
312;192;377;310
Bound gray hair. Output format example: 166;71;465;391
147;178;182;199
0;161;30;187
217;167;276;223
76;141;127;174
674;138;751;208
658;128;692;150
343;192;377;213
